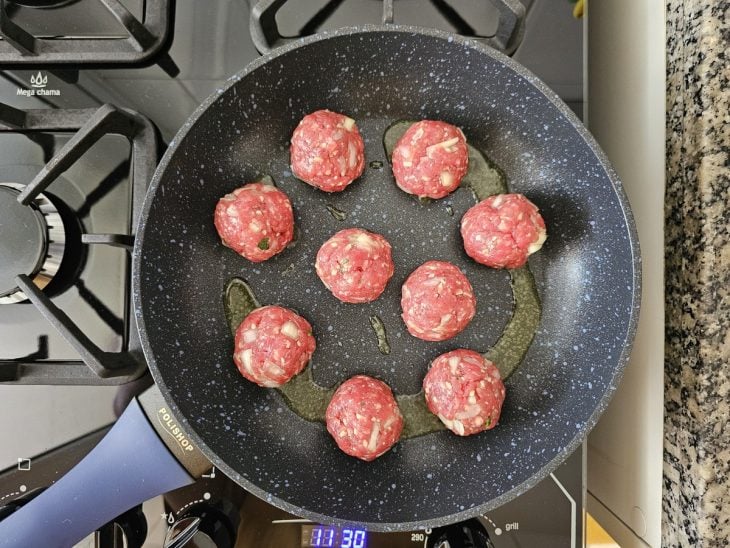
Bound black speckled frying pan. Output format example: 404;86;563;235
0;26;640;546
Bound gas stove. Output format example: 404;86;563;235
0;1;586;546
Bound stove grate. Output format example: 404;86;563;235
0;0;178;75
0;103;156;385
250;0;525;55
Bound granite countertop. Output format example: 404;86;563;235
664;0;729;545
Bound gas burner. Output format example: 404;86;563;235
0;103;155;384
0;182;65;304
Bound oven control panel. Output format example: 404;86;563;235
0;434;581;548
264;448;582;548
299;519;494;548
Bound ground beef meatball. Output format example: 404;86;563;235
460;193;547;269
214;182;294;262
325;375;404;461
423;349;505;436
401;260;476;341
315;228;394;303
391;120;469;199
233;305;316;387
290;110;366;192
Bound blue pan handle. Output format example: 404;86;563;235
0;390;209;548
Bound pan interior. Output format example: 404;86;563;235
135;29;637;529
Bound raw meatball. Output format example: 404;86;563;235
325;375;403;461
315;228;394;303
460;193;547;269
214;182;294;262
401;261;476;341
290;110;366;192
391;120;469;199
233;305;316;387
423;349;505;436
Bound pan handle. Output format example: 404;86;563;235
249;0;525;56
0;394;201;547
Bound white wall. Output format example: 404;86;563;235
585;2;666;547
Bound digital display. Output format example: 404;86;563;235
301;524;367;548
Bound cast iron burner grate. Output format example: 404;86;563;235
250;0;525;55
0;0;178;75
0;102;156;385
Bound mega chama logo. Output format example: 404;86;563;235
17;72;60;97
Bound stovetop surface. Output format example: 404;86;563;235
2;0;583;136
0;1;585;546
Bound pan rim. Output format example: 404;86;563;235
132;23;641;531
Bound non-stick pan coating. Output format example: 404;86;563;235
133;26;640;531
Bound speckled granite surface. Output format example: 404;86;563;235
664;1;730;545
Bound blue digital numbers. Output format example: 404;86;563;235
311;527;321;546
308;525;367;547
341;528;366;548
310;526;335;547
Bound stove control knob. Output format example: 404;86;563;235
99;505;148;548
426;519;495;548
166;500;240;548
164;517;201;548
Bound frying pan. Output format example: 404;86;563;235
0;24;640;547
